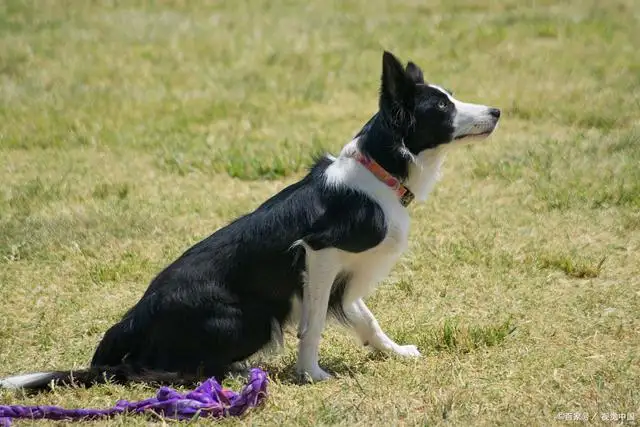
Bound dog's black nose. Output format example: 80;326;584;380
489;108;501;119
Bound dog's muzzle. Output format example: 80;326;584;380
452;105;501;141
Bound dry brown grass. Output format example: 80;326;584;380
1;0;639;425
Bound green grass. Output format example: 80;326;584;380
1;0;639;425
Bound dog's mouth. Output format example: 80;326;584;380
454;129;494;140
453;124;498;141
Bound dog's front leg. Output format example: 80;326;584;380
345;299;421;357
296;247;340;382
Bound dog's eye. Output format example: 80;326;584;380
437;100;447;110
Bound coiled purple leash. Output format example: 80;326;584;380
0;368;267;426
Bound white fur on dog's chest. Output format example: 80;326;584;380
338;206;409;302
324;150;412;301
323;143;447;302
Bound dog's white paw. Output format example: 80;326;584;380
296;365;332;382
393;344;421;358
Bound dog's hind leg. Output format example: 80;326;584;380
344;299;421;358
296;247;340;382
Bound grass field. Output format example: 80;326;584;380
1;0;639;425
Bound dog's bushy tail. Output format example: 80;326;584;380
0;366;195;392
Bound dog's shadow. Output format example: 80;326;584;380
247;350;390;385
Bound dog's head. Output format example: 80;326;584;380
379;51;500;155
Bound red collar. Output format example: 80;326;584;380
350;152;415;207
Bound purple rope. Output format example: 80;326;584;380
0;368;267;426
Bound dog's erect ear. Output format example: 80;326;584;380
380;51;413;107
405;61;424;84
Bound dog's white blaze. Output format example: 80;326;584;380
429;84;496;140
0;372;52;389
451;100;494;140
294;137;441;380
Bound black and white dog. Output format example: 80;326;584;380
0;51;500;390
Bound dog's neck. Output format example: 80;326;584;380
355;114;412;182
405;147;447;202
349;114;447;203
